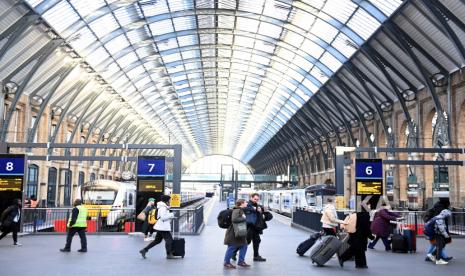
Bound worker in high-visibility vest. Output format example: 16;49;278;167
60;199;88;253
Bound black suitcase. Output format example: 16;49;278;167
391;233;407;253
172;238;185;258
297;238;316;256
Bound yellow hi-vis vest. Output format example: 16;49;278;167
68;205;88;228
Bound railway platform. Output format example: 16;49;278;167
1;199;464;276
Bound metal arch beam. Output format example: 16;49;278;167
421;0;465;63
1;39;63;141
0;13;39;58
90;114;126;166
27;64;76;143
312;96;343;145
319;88;357;146
361;46;415;133
332;76;372;142
383;23;443;113
344;64;385;146
47;81;93;146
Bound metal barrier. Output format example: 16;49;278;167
292;208;465;236
21;205;204;235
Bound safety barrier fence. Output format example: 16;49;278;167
21;205;205;235
292;208;465;236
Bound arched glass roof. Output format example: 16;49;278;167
23;0;403;163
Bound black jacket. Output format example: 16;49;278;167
348;212;373;251
1;205;21;227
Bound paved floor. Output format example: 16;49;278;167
1;198;464;276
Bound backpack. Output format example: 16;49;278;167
217;209;233;229
342;213;357;233
148;208;158;225
424;217;438;238
422;208;436;223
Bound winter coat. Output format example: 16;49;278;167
0;204;20;229
433;209;451;239
153;201;174;231
320;204;344;228
224;208;247;246
370;208;400;237
348;212;374;251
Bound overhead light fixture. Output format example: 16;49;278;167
401;89;416;101
350;119;359;127
338;125;346;133
51;106;63;116
2;81;18;94
363;111;374;121
380;101;392;112
68;114;78;123
31;95;43;106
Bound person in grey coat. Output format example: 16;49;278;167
223;199;250;269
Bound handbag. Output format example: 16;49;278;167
233;221;247;238
137;211;146;221
263;211;273;222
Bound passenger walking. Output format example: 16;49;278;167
60;199;88;252
338;210;374;269
320;198;346;236
224;199;250;269
139;195;176;259
0;199;22;246
368;203;400;251
243;193;267;261
424;209;452;265
143;198;156;241
424;198;452;262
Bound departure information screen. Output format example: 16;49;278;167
137;179;164;193
0;177;23;191
356;181;383;195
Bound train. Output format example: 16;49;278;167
77;180;205;226
257;184;336;216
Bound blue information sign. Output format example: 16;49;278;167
137;156;165;177
355;159;383;179
0;155;25;176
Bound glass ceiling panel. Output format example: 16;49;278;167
24;0;404;164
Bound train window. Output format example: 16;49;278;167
27;165;39;197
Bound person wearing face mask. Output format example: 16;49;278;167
0;198;23;246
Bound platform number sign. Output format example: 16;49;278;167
355;159;383;195
0;155;25;176
137;156;165;177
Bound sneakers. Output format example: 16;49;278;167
144;237;154;242
224;263;236;269
60;248;70;252
139;249;147;259
78;249;87;253
427;253;436;262
436;259;449;265
237;261;251;267
12;243;22;246
253;256;266;262
443;257;453;261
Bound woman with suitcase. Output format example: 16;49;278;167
139;195;176;259
368;203;400;251
338;210;374;269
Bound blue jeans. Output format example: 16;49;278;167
368;236;391;250
224;244;247;264
427;244;448;259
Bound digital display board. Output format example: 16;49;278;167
0;155;25;176
0;177;23;191
137;156;165;177
355;159;383;179
356;159;383;196
356;181;383;195
137;179;164;193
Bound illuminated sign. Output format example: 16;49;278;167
356;181;383;195
137;156;165;177
0;155;25;176
0;177;23;191
137;179;164;193
170;194;181;208
356;159;383;196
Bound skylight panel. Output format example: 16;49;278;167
218;15;235;29
42;1;80;33
368;0;403;17
310;19;339;44
258;22;283;39
177;35;198;47
347;8;381;40
71;0;106;18
173;16;196;32
169;0;194;12
140;0;169;16
105;35;130;55
301;39;325;58
149;19;174;36
319;52;342;73
237;17;259;32
321;0;357;24
89;13;120;38
117;52;138;68
69;27;97;52
331;33;358;58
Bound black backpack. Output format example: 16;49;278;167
423;208;437;223
217;209;233;229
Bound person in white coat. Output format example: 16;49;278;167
139;195;175;259
320;198;346;236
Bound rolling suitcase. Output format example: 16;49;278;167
296;232;322;256
391;233;407;253
171;218;185;258
309;235;342;266
403;228;416;253
337;231;350;257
